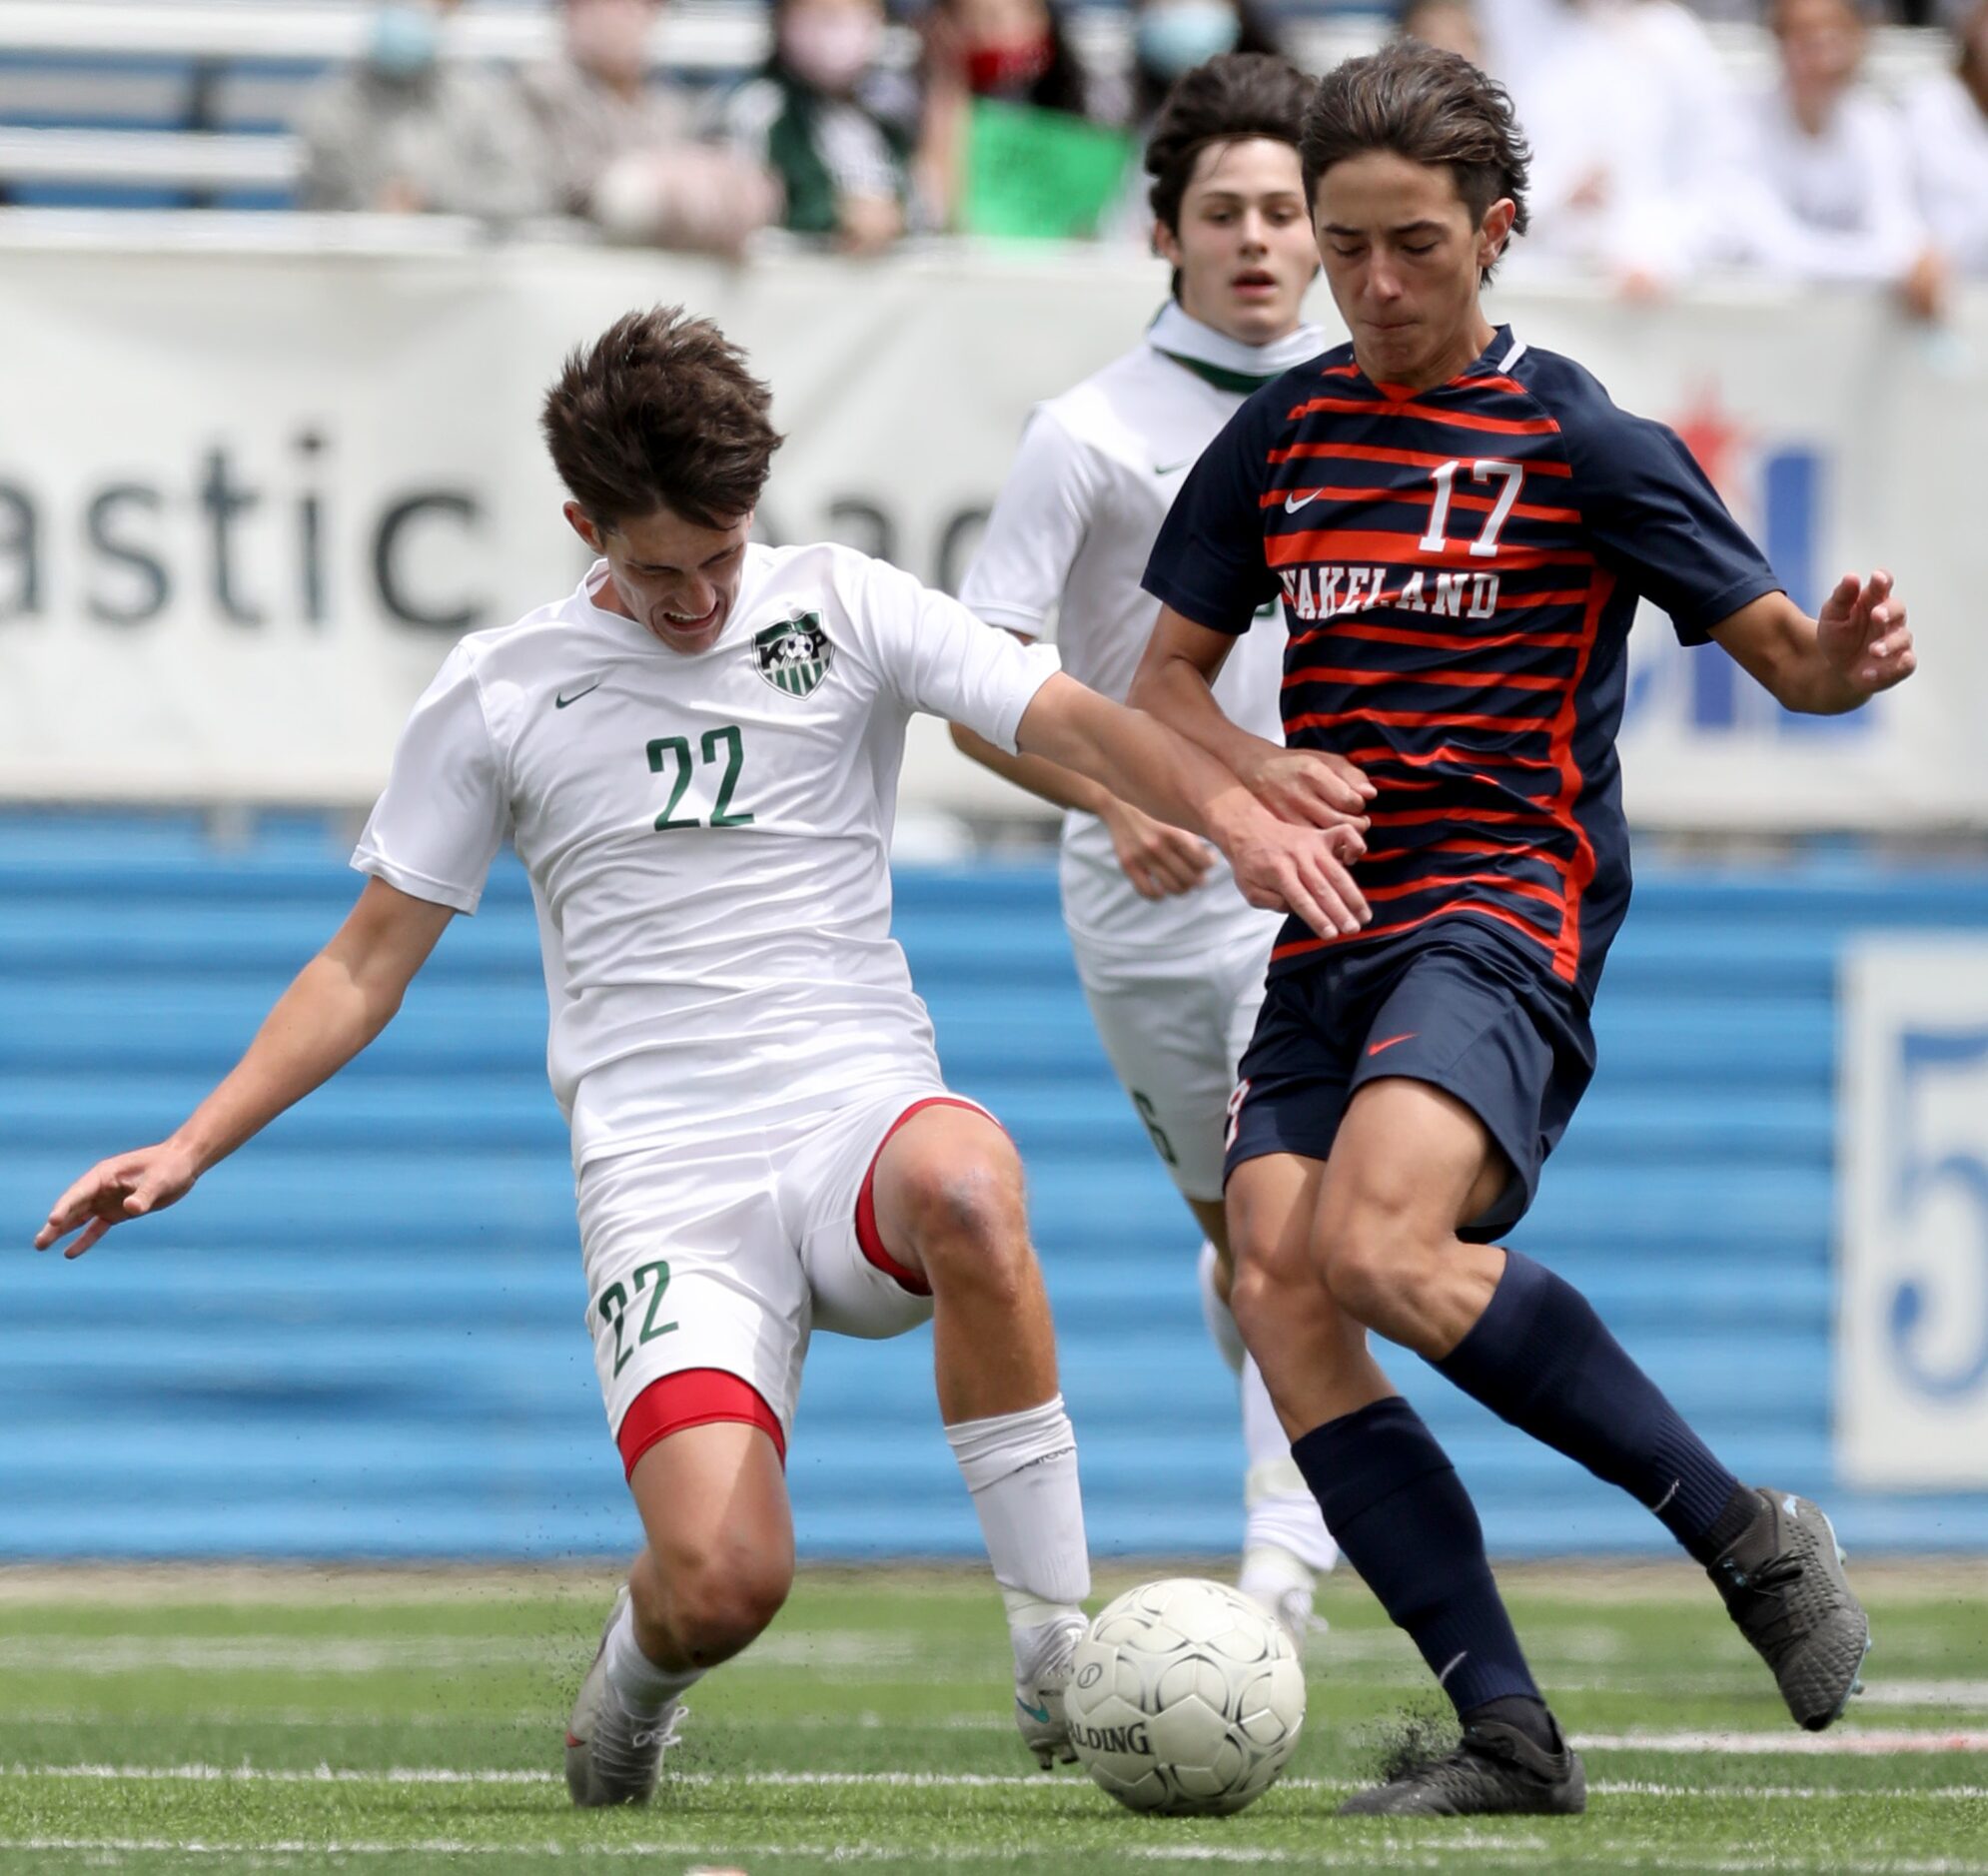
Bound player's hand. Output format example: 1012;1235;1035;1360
1101;800;1217;900
1240;747;1375;833
33;1143;200;1259
1816;569;1915;696
1225;812;1372;939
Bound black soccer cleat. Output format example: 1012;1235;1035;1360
1337;1717;1586;1817
1709;1486;1871;1732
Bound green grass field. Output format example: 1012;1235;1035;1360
0;1561;1982;1874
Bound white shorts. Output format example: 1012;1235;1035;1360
576;1086;992;1473
1072;928;1273;1205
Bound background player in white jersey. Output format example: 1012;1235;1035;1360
953;54;1361;1639
34;309;1369;1806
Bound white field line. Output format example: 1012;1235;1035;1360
9;1623;1986;1688
1575;1729;1988;1755
10;1762;1988;1801
1;1841;1984;1876
1861;1680;1988;1710
0;1631;928;1675
42;1708;1972;1732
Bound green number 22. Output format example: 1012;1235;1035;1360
597;1260;679;1377
647;724;754;831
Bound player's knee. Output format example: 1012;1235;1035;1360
658;1544;792;1667
895;1148;1031;1295
1227;1233;1320;1350
1316;1194;1437;1327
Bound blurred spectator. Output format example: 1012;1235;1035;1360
1128;0;1286;129
297;0;546;219
516;0;779;252
1484;0;1686;288
915;0;1102;226
1903;0;1988;274
1711;0;1946;318
1399;0;1486;64
713;0;916;252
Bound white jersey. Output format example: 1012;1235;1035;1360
354;542;1059;1167
959;302;1320;961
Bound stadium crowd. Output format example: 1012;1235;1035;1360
293;0;1988;307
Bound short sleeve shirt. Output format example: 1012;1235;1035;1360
356;542;1059;1164
1144;328;1781;1003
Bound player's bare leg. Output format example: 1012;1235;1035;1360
1226;1153;1395;1434
869;1104;1092;1766
1227;1129;1582;1815
1190;1193;1340;1644
1318;1078;1869;1737
565;1421;792;1806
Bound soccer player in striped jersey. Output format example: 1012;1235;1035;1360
953;53;1351;1644
1133;42;1916;1817
35;309;1368;1804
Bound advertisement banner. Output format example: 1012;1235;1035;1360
0;226;1982;823
1838;939;1988;1489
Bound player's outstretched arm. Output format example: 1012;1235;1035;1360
948;719;1216;901
1710;572;1916;715
33;878;455;1259
1016;673;1372;939
1128;605;1375;831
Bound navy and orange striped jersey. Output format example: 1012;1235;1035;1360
1142;326;1782;1006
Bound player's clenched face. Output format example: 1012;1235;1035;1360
1155;137;1317;347
1312;149;1514;392
563;499;754;655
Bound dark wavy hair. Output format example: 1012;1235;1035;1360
1301;41;1530;282
1145;50;1315;238
540;306;785;529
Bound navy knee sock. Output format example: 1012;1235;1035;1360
1291;1396;1540;1717
1438;1250;1754;1563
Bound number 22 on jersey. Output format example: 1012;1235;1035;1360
646;724;754;831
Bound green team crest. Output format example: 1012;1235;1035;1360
753;613;833;697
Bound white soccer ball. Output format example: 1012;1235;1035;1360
1065;1576;1307;1817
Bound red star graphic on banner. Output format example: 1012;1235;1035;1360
1670;383;1750;503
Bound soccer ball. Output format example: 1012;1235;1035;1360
1065;1577;1307;1817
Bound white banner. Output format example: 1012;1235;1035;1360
1838;939;1988;1489
0;221;1983;824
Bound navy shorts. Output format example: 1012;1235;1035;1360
1223;930;1597;1241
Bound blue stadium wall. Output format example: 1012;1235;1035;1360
3;812;1986;1560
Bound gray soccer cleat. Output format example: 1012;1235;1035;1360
1709;1486;1871;1731
1012;1612;1086;1769
1338;1716;1587;1817
563;1586;688;1807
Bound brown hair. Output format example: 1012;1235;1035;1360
1300;41;1529;280
540;306;784;530
1145;51;1315;239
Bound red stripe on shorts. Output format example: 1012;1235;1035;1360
853;1096;994;1297
617;1369;785;1478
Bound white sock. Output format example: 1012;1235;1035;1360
1238;1540;1317;1613
945;1394;1091;1630
1198;1240;1247;1378
602;1596;703;1721
1242;1358;1340;1573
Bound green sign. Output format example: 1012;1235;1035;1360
963;99;1134;241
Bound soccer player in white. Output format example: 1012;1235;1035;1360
34;307;1369;1806
954;53;1356;1639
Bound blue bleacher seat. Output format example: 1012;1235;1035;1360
2;810;1986;1559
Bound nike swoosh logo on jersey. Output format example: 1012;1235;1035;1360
1367;1032;1418;1057
1284;490;1322;513
1154;460;1192;476
554;681;602;709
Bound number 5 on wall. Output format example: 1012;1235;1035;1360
1838;941;1988;1489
